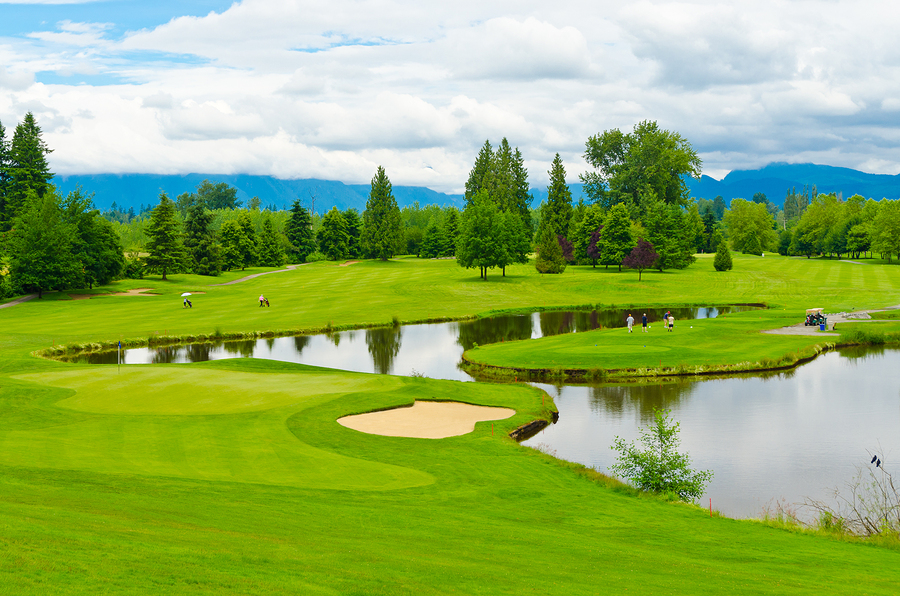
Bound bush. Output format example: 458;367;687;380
305;251;327;263
714;241;733;271
610;408;713;502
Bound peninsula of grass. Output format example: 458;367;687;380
1;253;900;593
462;308;847;380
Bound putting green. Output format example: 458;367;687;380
18;367;393;415
7;366;435;490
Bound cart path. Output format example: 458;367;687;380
0;293;37;309
210;263;306;286
762;304;900;336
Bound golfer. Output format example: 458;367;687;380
642;313;648;332
668;314;675;331
259;294;266;307
626;313;634;333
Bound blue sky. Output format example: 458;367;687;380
1;0;898;192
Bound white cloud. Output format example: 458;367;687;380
4;0;900;191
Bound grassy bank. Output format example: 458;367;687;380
1;254;899;593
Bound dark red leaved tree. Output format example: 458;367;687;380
622;238;659;281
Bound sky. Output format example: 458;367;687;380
1;0;899;193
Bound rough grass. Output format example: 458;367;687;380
1;254;900;594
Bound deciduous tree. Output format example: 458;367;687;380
7;188;79;297
581;120;701;215
318;206;350;261
622;238;659;281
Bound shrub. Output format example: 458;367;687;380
610;408;713;501
305;251;327;263
714;241;733;271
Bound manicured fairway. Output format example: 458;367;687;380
1;254;899;594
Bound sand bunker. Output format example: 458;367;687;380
339;260;360;266
111;288;158;296
338;401;515;439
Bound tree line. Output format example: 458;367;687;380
9;109;900;300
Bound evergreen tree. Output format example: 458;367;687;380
343;208;363;258
511;147;533;233
420;219;445;258
184;203;221;275
464;141;494;205
361;166;403;260
441;207;460;256
144;192;186;281
318;207;350;261
284;199;317;262
600;203;634;271
542;153;573;238
257;213;285;267
7;188;79;298
534;224;566;274
6;113;53;223
0;119;9;225
714;240;733;271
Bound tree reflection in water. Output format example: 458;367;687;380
223;340;256;358
455;315;533;350
588;381;698;422
366;326;402;374
151;346;181;364
184;342;213;362
293;335;311;355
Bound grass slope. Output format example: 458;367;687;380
0;254;899;593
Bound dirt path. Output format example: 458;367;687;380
0;293;38;309
211;263;305;286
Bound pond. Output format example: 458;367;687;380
524;346;900;519
65;304;900;520
68;306;739;376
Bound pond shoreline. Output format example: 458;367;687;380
34;302;758;360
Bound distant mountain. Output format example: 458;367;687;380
54;173;465;214
686;163;900;207
54;163;900;214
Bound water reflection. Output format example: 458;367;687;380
366;327;402;375
588;382;697;422
68;306;742;373
525;347;900;520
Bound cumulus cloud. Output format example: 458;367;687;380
5;0;900;190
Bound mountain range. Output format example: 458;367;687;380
54;163;900;214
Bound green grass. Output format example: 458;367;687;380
1;254;900;594
465;308;831;377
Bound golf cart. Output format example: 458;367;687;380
804;308;827;327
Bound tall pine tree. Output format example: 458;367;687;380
541;153;573;238
257;213;286;267
0;119;9;226
184;203;222;275
284;200;317;263
144;192;186;281
7;113;54;222
361;166;403;260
